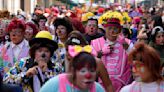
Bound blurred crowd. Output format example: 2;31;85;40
0;3;164;92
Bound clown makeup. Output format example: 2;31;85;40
106;26;120;36
39;19;46;28
56;25;67;39
75;66;96;90
25;25;33;33
34;47;51;72
34;47;51;64
132;60;145;73
9;28;24;45
105;27;120;42
132;60;144;81
86;20;98;36
132;60;154;83
25;25;34;41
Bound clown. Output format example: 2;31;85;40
120;42;164;92
24;22;39;41
3;31;58;92
40;51;105;92
64;31;114;92
91;18;132;92
0;19;29;75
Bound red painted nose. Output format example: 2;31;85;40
85;73;92;79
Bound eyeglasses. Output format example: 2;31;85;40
107;27;120;33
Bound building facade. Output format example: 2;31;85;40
0;0;163;14
0;0;38;14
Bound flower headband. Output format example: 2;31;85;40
68;45;97;57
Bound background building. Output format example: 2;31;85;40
0;0;37;14
0;0;163;15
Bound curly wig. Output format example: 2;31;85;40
53;17;73;35
25;22;39;35
7;19;25;32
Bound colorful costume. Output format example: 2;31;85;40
3;57;57;92
0;40;29;75
52;40;66;74
91;37;131;92
40;73;105;92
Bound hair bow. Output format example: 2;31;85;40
68;45;97;57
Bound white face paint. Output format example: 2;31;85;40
35;47;51;63
56;25;67;39
140;67;145;73
75;67;96;89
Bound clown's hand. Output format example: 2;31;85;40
38;61;48;72
26;66;38;77
102;45;111;55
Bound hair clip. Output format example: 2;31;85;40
71;38;80;44
151;26;164;35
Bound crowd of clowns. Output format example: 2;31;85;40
0;4;163;92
